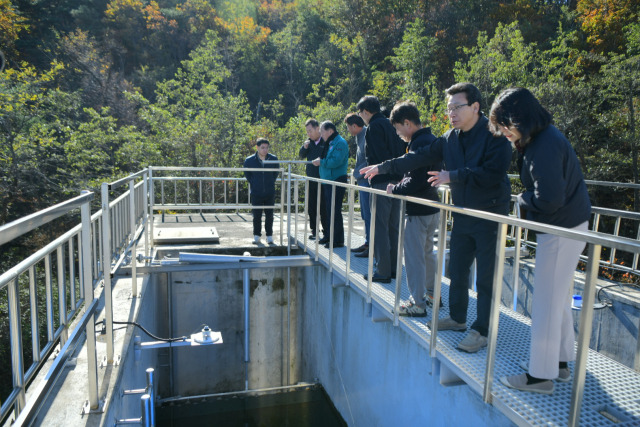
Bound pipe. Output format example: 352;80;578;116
243;268;250;391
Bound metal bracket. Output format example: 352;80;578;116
100;354;121;367
81;398;106;415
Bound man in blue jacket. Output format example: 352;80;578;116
312;121;349;248
243;138;280;244
362;83;512;353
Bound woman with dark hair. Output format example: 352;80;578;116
489;87;591;394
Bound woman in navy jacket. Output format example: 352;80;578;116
489;88;591;395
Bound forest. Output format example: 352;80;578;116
1;0;639;229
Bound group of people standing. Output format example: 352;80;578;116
244;81;591;396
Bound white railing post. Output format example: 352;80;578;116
483;222;508;403
129;179;138;297
81;190;99;410
569;243;602;426
8;277;26;416
101;183;115;363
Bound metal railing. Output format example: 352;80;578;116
3;167;640;426
0;192;97;422
285;172;640;427
148;166;288;246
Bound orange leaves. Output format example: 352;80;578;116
216;16;271;43
577;0;640;53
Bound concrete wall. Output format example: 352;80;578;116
299;266;512;427
161;266;302;397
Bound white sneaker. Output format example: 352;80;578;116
267;236;274;244
253;235;260;244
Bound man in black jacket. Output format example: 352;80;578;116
357;95;406;283
299;119;328;241
362;83;512;353
244;138;280;245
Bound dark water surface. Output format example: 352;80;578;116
157;386;347;427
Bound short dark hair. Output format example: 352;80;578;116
389;101;421;126
305;118;319;128
256;138;270;147
446;82;483;112
356;95;381;114
344;113;365;127
488;87;552;146
320;120;337;133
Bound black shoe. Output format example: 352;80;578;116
351;243;368;253
354;249;369;258
318;236;330;244
324;242;344;248
309;234;316;240
363;273;391;283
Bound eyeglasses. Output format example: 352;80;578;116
445;103;471;114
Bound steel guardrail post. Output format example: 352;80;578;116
81;191;99;410
569;243;602;426
483;222;508;403
287;165;292;254
143;174;149;261
101;183;115;363
345;184;354;286
367;193;377;303
303;179;309;248
8;277;26;415
315;179;321;261
129;179;138;297
146;368;155;427
149;167;155;253
57;246;68;345
328;183;336;271
430;210;448;357
393;200;406;327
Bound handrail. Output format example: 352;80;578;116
286;172;640;427
0;192;93;246
0;191;98;423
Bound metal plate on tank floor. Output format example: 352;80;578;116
154;226;219;244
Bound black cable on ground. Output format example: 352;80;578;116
94;319;187;342
596;283;640;308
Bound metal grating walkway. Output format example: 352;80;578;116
293;226;640;427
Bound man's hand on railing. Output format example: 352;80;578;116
312;157;321;167
386;183;394;194
427;170;450;187
360;164;380;180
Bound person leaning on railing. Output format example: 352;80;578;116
489;87;592;395
361;83;512;354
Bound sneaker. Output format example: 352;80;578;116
397;301;427;317
500;373;554;395
519;361;571;383
354;249;369;258
424;293;443;307
266;236;274;244
437;317;467;331
309;234;316;240
253;235;260;244
457;330;487;353
318;236;330;245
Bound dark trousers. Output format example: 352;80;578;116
308;180;328;237
322;175;347;244
251;194;274;236
448;217;499;336
371;181;400;277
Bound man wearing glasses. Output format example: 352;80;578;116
361;83;511;353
